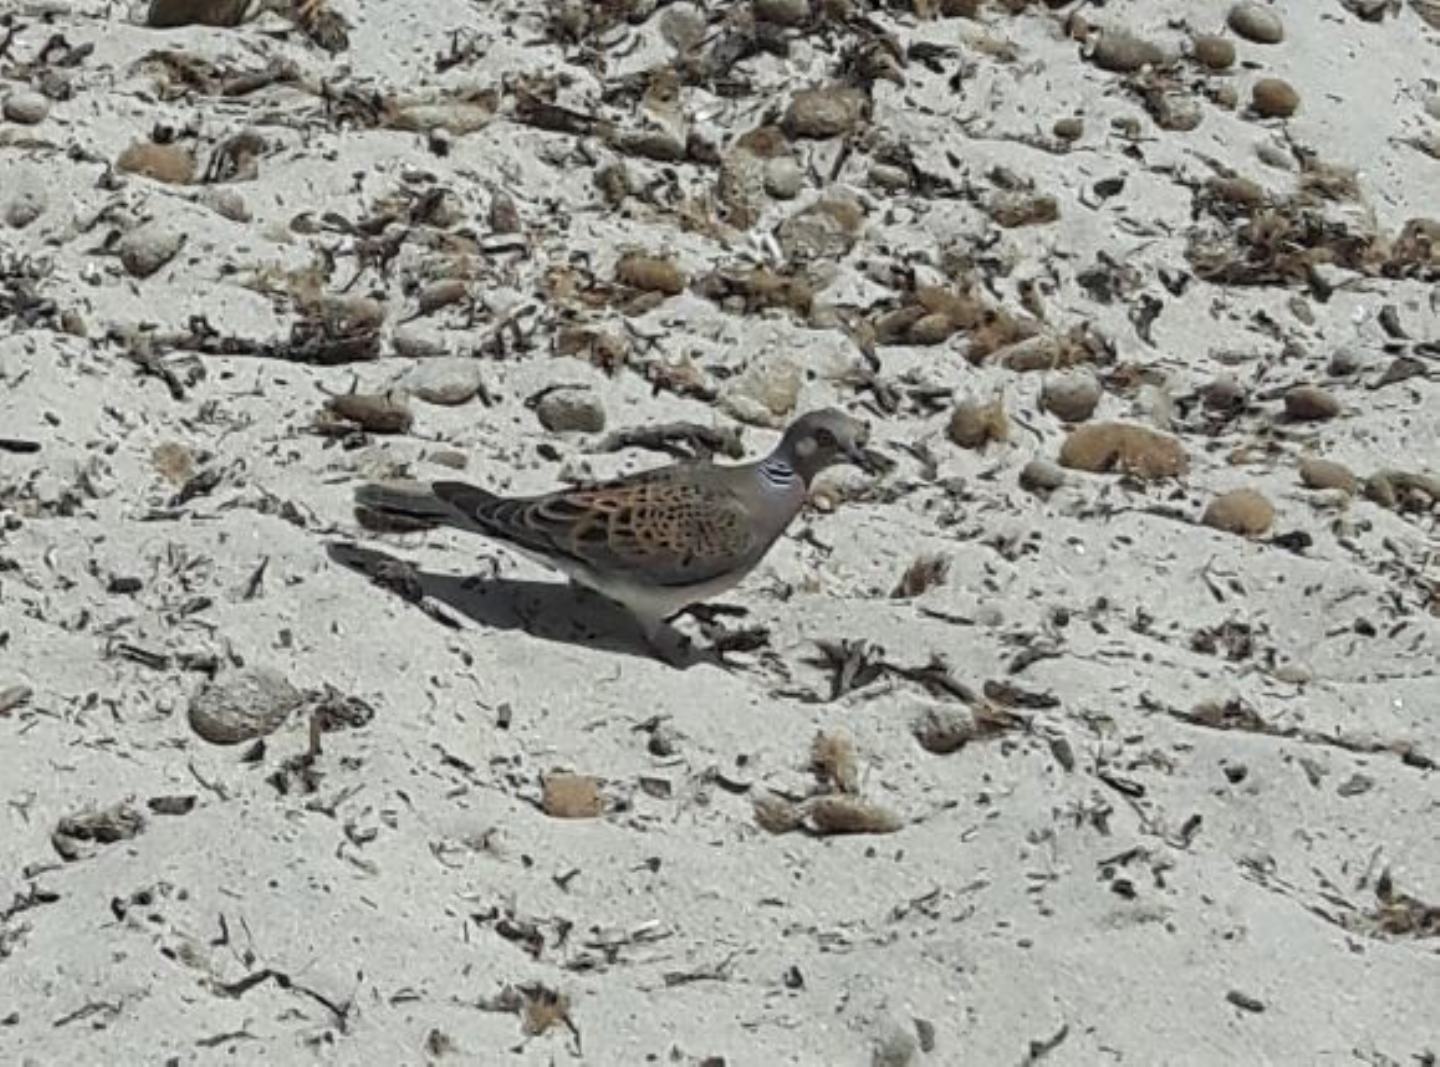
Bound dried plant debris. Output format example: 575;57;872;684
811;730;860;793
1059;423;1189;479
53;804;146;861
1171;698;1434;769
753;792;901;836
891;554;950;599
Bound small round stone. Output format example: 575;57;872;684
2;90;50;125
1052;116;1084;142
5;188;46;229
1203;488;1275;537
118;224;184;278
1284;384;1340;420
189;668;304;745
1192;34;1236;70
402;358;483;406
536;392;606;433
1298;456;1357;494
1327;349;1361;376
1252;78;1299;118
1041;370;1102;422
1228;2;1285;44
753;0;810;25
763;156;805;199
1020;459;1067;493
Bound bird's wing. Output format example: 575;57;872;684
433;470;762;589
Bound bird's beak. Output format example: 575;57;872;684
849;442;891;476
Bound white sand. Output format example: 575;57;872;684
2;0;1438;1063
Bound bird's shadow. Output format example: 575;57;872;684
325;541;710;669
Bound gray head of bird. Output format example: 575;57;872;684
772;408;886;483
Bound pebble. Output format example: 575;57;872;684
777;196;863;259
1252;78;1299;118
118;224;184;278
392;325;450;359
1284;385;1340;420
1255;137;1296;170
1052;116;1084;142
1299;456;1358;494
2;90;50;125
1041;370;1102;422
872;1019;918;1067
5;188;46;229
1090;29;1167;73
783;85;868;139
1213;84;1240;110
1202;488;1275;536
402;358;483;406
1192;34;1236;70
537;391;606;433
1149;91;1203;132
1203;376;1247;413
1228;2;1285;43
1020;458;1067;493
948;399;1007;449
867;163;910;192
1327;349;1361;376
658;3;705;50
722;357;801;426
189;668;304;745
753;0;810;25
763;155;805;199
198;187;250;222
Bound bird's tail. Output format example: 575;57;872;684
353;479;493;535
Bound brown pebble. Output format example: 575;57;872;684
117;142;197;185
989;191;1059;228
616;252;686;294
1252;78;1299;118
1284;385;1339;420
1192;34;1236;70
908;312;958;346
782;85;868;139
542;774;603;819
1228;2;1284;44
1059;422;1189;480
1052;116;1084;142
1298;456;1357;494
1203;488;1275;536
948;399;1008;449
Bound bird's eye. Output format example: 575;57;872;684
814;427;836;448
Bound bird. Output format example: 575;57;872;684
351;408;883;663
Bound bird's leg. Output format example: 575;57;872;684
637;613;691;666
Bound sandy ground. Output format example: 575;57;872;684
2;0;1439;1063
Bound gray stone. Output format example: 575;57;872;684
537;391;606;433
189;668;304;745
2;90;50;125
402;357;483;406
117;224;184;278
5;188;46;229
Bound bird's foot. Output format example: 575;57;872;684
639;617;695;668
